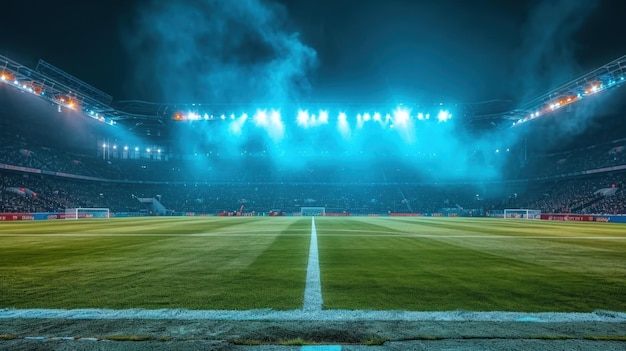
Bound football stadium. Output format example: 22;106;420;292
1;1;626;350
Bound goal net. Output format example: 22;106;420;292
301;207;326;216
503;209;541;219
65;208;110;220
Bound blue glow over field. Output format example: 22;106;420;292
165;103;513;183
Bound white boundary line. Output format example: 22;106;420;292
303;217;323;311
1;308;624;322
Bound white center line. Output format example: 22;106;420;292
303;217;323;311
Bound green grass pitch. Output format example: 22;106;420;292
0;216;625;312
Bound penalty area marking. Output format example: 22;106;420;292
303;217;323;311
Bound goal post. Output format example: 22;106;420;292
503;209;541;219
65;208;110;220
301;207;326;216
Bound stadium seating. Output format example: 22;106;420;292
1;116;625;215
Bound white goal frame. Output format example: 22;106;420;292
301;207;326;216
503;209;541;220
65;207;110;220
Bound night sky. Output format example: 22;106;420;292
1;0;625;106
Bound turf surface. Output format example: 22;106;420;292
0;216;625;312
0;217;310;309
316;217;626;312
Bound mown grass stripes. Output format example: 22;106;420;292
0;217;309;310
316;217;626;312
1;216;625;312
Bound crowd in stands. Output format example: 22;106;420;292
495;174;625;215
2;165;624;215
516;139;626;179
0;170;485;215
1;120;625;216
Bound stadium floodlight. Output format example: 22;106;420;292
269;109;284;141
393;106;410;127
437;110;451;122
297;109;309;127
337;112;351;137
356;113;364;128
124;146;128;151
270;109;281;122
318;110;329;125
135;147;139;152
228;113;248;135
253;109;268;126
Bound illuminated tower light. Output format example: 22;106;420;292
270;109;281;123
437;110;451;122
393;106;410;126
337;112;351;136
297;109;309;127
253;109;269;126
268;109;284;140
318;110;329;125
